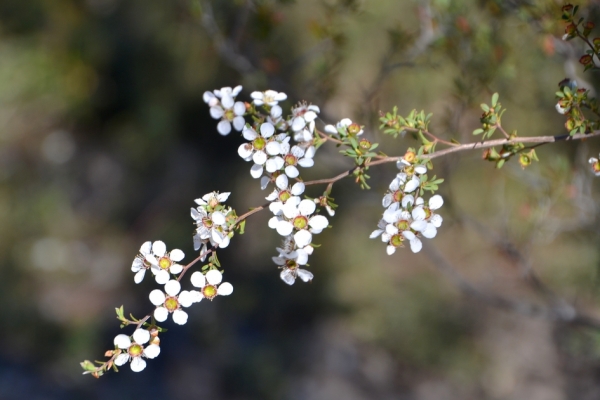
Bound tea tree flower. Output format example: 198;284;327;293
113;329;160;372
206;86;245;135
251;90;287;106
149;280;194;325
190;270;233;301
131;241;185;284
290;102;320;132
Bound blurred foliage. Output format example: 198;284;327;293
1;0;600;399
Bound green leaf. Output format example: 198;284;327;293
480;103;490;112
473;128;484;135
491;93;499;107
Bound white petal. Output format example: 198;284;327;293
386;245;396;255
261;176;270;190
218;235;230;248
266;141;281;155
409;238;423;253
134;269;146;284
211;211;226;225
250;164;264;178
238;144;253;160
410;220;427;232
178;291;193;307
232;85;243;96
422;224;437;239
164;280;181;296
169;264;183;274
206;269;223;285
296;249;309;265
404;177;420;193
402;195;415;208
385;224;398;235
210;106;224;119
250;91;262;100
114;353;129;366
217;282;233;296
269;202;283;215
144;344;160;359
324;124;337;134
172;310;188;325
402;230;416;240
412;207;426;221
291;182;305;195
154;270;170;285
298;158;314;168
429;195;444;210
233;116;245;131
298;199;316;216
139;241;152;255
285;165;299;178
149;289;166;306
190;271;206;288
291;117;305;132
253;151;267;165
114;334;131;349
217;120;232;136
275;174;288;189
243;127;258;141
233;101;246;115
170;249;184;262
133;329;150;345
294;230;312;247
260;122;275;138
271;105;282;118
431;214;443;228
382;194;392;208
414;165;427;174
221;94;234;109
268;216;280;229
217;192;230;202
280;269;296;285
297;269;314;282
304;111;317;122
152;241;166;257
276;221;294;236
266;156;284;172
154;307;168;322
370;229;384;239
309;215;328;230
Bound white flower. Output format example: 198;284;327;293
113;329;160;372
194;191;231;207
250;90;287;106
290;103;320;132
294;120;315;143
324;118;362;136
410;195;444;237
132;241;185;284
208;86;245;135
275;200;328;246
190;270;233;301
276;261;314;285
281;145;316;178
149;280;194;325
589;155;600;176
266;175;305;215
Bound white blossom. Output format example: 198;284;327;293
250;90;287;106
207;86;245;135
113;329;160;372
149;280;194;325
190;270;233;301
132;241;185;284
589;155;600;176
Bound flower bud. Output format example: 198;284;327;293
579;54;593;66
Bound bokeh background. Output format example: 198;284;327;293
1;0;600;399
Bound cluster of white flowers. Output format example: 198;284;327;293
589;154;600;176
203;86;330;285
265;174;328;284
117;191;236;372
370;157;443;254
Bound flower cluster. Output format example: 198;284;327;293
370;152;443;255
131;241;185;284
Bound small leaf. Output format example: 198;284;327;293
491;93;499;107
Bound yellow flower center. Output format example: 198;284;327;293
165;297;179;312
129;344;143;357
202;285;217;300
293;216;308;230
158;257;172;270
390;234;403;247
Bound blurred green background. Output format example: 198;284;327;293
1;0;600;399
